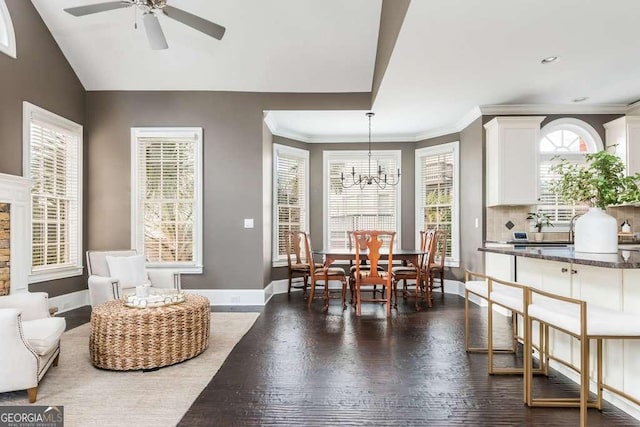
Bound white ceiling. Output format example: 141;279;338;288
31;0;640;140
31;0;381;92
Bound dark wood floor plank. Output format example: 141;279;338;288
179;293;640;426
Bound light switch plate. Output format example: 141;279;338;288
244;218;254;229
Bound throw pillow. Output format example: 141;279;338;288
105;254;148;288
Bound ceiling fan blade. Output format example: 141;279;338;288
142;12;168;50
64;1;131;17
163;5;226;40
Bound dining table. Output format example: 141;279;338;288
313;248;428;310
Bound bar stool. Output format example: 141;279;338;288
464;270;516;354
488;277;548;405
524;287;640;426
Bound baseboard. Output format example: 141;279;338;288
48;290;89;313
270;278;291;295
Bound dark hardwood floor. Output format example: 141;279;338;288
61;293;639;426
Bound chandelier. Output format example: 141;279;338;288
340;112;400;189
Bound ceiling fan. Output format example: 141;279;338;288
64;0;226;50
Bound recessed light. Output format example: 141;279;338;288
541;56;559;64
573;97;589;103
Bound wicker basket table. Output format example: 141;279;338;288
90;294;210;370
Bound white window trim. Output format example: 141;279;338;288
22;102;84;283
272;144;309;268
0;0;16;59
415;142;460;268
540;118;603;152
323;150;402;250
131;127;203;274
537;119;604;232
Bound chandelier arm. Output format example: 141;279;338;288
339;111;400;190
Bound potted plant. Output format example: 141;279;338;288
526;210;553;241
549;148;640;253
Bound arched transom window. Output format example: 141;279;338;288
538;119;603;227
0;0;16;59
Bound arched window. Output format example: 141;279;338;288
0;0;16;59
538;118;603;227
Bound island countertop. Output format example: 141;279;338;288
479;244;640;268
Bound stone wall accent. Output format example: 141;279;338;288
0;203;9;296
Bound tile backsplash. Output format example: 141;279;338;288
486;205;640;242
606;206;640;237
486;206;532;241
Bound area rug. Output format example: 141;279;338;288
0;312;260;426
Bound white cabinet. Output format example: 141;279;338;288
604;116;640;176
484;251;514;282
484;116;546;206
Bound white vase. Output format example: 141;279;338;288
574;207;618;253
533;232;544;242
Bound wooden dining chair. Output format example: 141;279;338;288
391;229;427;310
285;231;321;297
392;229;435;310
347;231;384;300
303;232;348;311
428;230;447;295
352;230;396;317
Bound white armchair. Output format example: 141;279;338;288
0;292;66;402
86;250;180;307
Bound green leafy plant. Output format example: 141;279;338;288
526;210;553;232
549;149;640;209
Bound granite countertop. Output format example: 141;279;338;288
479;245;640;269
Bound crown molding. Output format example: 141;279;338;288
479;103;627;115
414;106;482;141
625;100;640;116
265;103;634;145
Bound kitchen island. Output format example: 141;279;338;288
479;244;640;420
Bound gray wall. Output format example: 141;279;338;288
371;0;411;104
459;119;484;279
0;0;86;297
86;92;370;291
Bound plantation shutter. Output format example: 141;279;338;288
418;149;454;258
29;114;80;270
326;151;400;250
538;156;588;223
275;146;307;261
134;132;197;264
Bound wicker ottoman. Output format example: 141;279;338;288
90;294;210;370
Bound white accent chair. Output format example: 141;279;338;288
0;292;66;402
86;250;180;307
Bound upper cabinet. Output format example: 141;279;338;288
484;116;545;207
604;116;640;176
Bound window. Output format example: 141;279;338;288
537;119;603;228
273;144;309;265
415;142;460;267
324;150;401;250
0;0;16;58
23;102;83;283
131;128;203;273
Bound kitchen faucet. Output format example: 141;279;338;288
568;213;583;243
